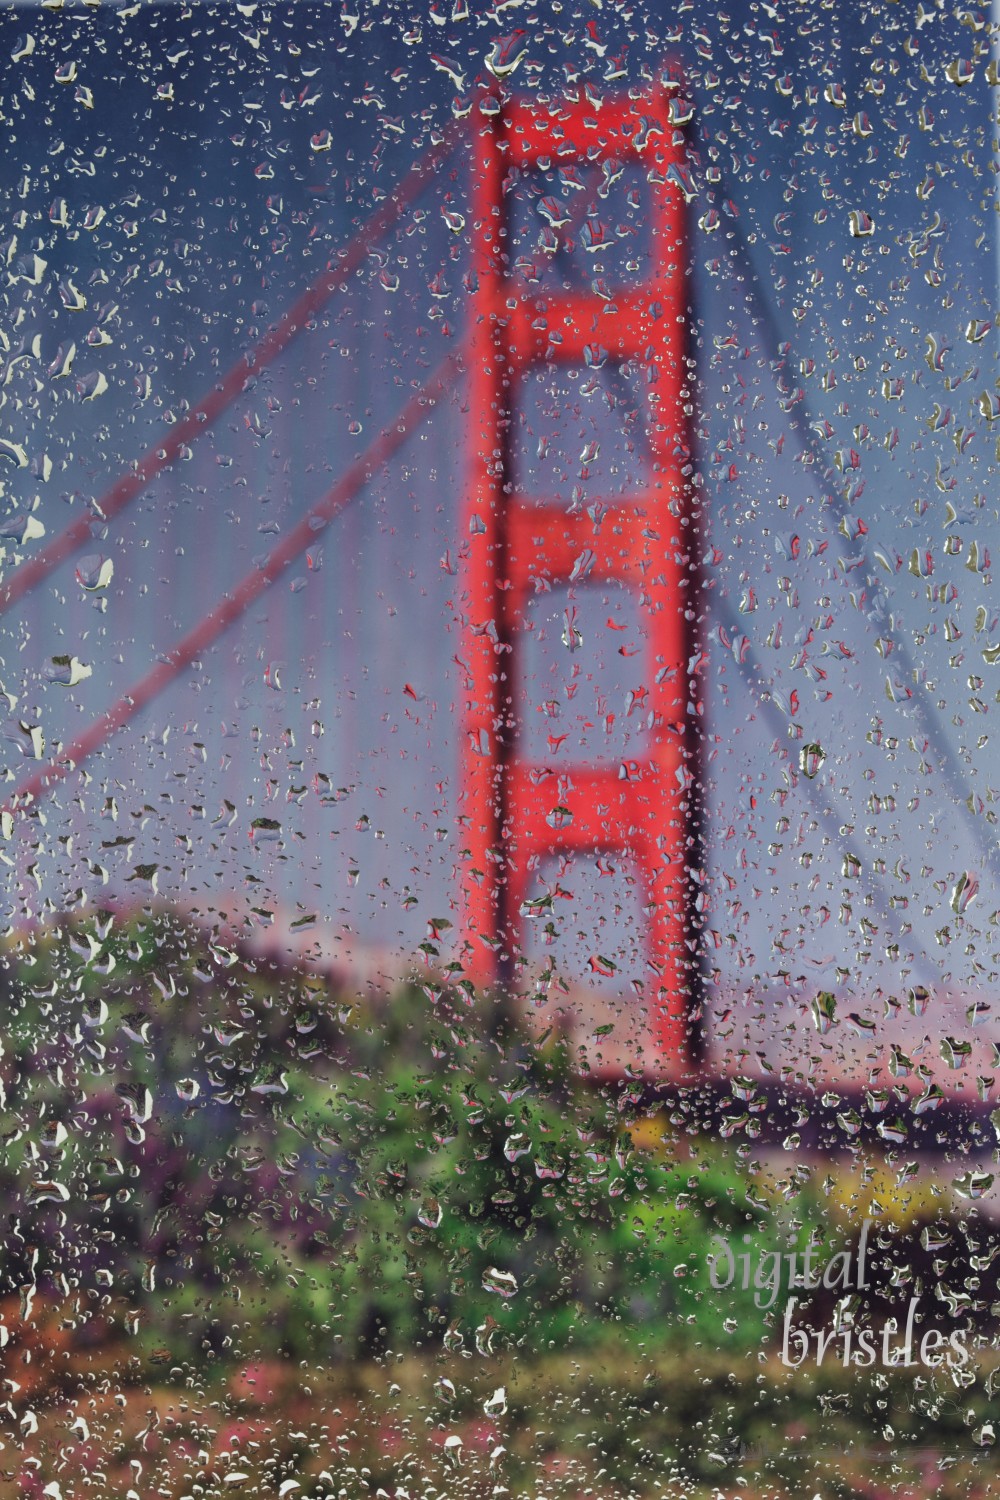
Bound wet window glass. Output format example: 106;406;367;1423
2;2;1000;1494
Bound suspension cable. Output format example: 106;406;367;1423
7;353;460;814
0;120;464;618
706;155;1000;892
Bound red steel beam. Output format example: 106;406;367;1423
457;109;509;976
502;95;665;166
7;354;460;813
0;121;463;618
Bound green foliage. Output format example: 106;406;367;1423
0;911;825;1372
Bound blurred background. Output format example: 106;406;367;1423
3;2;1000;1083
2;2;1000;1495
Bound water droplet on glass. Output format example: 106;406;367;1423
799;743;825;779
76;554;114;591
482;1266;518;1299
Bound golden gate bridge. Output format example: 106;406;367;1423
2;83;998;1136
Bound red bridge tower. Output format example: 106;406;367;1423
457;86;700;1070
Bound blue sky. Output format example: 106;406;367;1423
1;0;998;1084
